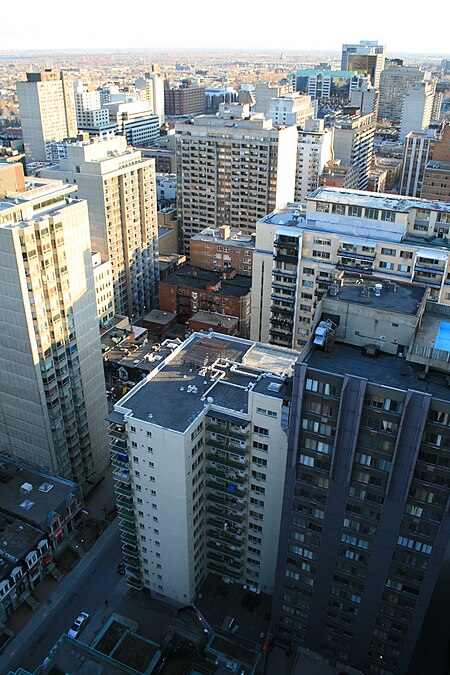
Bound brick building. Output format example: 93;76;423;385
190;225;254;276
158;266;252;337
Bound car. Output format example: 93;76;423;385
68;611;89;638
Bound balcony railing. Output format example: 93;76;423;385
206;466;246;485
207;452;247;471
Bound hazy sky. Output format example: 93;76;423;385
1;0;449;55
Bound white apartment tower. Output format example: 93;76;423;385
400;128;438;197
400;81;435;141
74;81;110;132
332;112;375;190
295;119;334;202
43;137;159;318
250;189;450;351
0;174;109;484
176;103;298;255
17;69;78;164
109;332;297;600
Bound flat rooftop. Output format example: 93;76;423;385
327;279;426;315
308;187;450;214
189;311;238;329
306;343;450;402
191;228;255;248
160;266;252;298
115;333;297;432
0;458;81;528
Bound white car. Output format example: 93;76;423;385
68;611;89;638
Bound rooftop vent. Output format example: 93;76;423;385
20;499;35;511
19;482;33;495
267;382;282;392
38;482;54;493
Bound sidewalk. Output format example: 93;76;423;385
1;519;120;673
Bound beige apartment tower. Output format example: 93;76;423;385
43;137;159;318
176;103;298;255
0;173;109;484
17;69;77;164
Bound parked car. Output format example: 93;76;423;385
68;612;89;638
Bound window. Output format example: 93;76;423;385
132;441;138;448
349;206;362;217
252;456;268;466
130;426;136;433
253;425;269;437
381;211;395;222
316;202;330;212
381;247;396;256
133;456;139;463
147;431;152;437
366;208;379;220
332;203;346;215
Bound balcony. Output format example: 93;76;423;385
113;468;131;484
120;530;138;545
208;505;245;525
273;267;297;279
206;466;246;485
208;562;241;581
207;529;243;547
207;540;243;560
108;425;126;439
118;508;135;523
206;452;247;471
126;574;143;591
111;454;129;470
206;439;247;458
115;483;132;497
274;253;298;264
206;480;247;497
206;424;247;441
271;305;294;317
109;437;127;452
119;519;136;534
207;551;243;572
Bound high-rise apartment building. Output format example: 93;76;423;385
350;82;379;118
421;125;450;202
399;128;439;197
0;172;109;484
42;137;159;317
250;188;450;351
378;65;423;124
17;69;78;164
341;40;386;87
266;93;314;128
271;341;450;674
108;332;297;600
332;111;376;190
176;103;298;255
399;81;435;141
295;119;334;202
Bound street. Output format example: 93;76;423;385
1;520;123;674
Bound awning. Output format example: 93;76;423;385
417;249;448;261
340;237;376;248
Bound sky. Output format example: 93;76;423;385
0;0;449;55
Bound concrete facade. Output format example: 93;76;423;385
0;177;109;483
176;103;298;255
109;332;297;602
42;137;159;318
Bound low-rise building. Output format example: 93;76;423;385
159;266;252;338
190;226;254;276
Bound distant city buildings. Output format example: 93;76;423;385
0;170;109;483
400;124;449;200
290;69;361;103
399;81;435;141
17;69;78;164
42;136;159;318
266;93;314;127
164;82;206;116
341;40;386;87
103;101;160;147
175;103;297;255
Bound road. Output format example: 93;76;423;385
2;519;123;674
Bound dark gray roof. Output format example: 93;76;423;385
307;343;450;402
328;280;426;315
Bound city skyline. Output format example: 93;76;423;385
1;0;449;55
